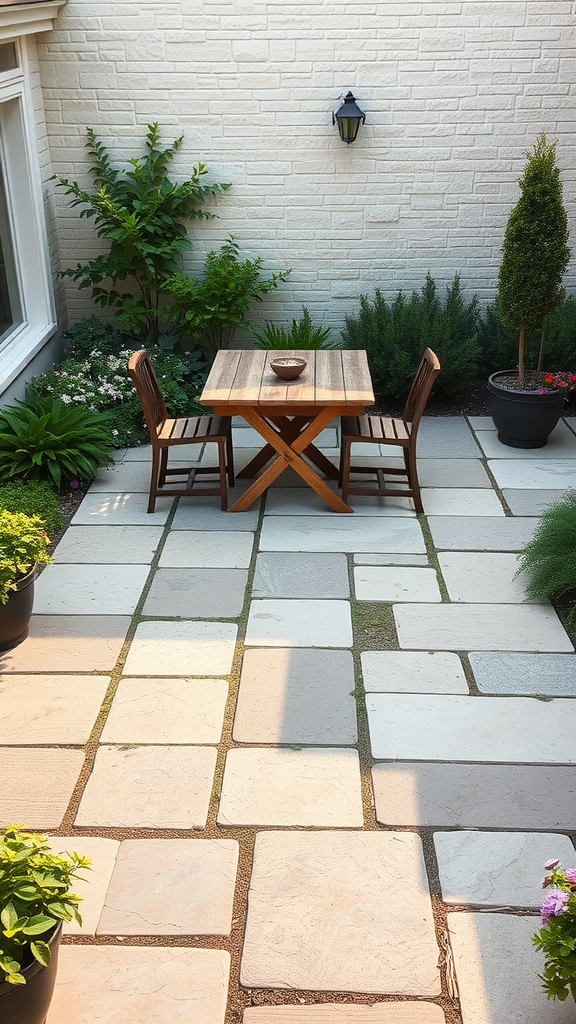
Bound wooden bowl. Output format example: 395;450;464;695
269;357;307;381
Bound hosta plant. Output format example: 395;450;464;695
533;858;576;1001
0;825;90;985
0;511;52;605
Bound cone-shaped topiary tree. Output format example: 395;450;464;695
496;134;571;384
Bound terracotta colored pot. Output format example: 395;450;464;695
0;565;36;653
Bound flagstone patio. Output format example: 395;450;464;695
1;414;575;1024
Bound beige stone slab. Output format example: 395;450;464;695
354;566;441;602
75;745;217;829
361;651;468;694
438;552;537;604
0;748;84;829
394;603;573;652
71;491;171;526
0;675;109;744
33;563;150;615
218;748;363;827
123;620;238;676
245;600;353;648
241;831;440;995
101;677;228;743
47;946;230;1024
97;838;239;935
243;1005;445;1023
49;836;120;934
0;616;130;673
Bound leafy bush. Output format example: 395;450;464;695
0;480;62;535
62;315;137;358
478;296;576;375
516;489;576;618
252;306;340;350
341;274;479;398
0;395;114;489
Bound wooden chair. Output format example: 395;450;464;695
339;348;440;512
128;349;234;513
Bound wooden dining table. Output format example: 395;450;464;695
199;349;375;513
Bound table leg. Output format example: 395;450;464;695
237;416;340;481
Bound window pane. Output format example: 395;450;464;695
0;160;22;344
0;43;18;74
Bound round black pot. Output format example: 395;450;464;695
0;921;62;1024
487;371;567;448
0;565;36;653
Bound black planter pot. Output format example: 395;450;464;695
0;921;62;1024
0;565;36;653
487;371;567;448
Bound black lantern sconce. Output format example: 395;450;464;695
333;91;366;144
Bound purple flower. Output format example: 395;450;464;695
565;869;576;884
541;889;569;923
70;480;80;491
544;859;560;869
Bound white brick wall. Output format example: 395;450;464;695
38;0;576;332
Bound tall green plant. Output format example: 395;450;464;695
497;134;571;383
55;123;230;343
516;489;576;618
252;306;339;349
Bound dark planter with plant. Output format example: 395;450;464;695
0;825;89;1023
489;134;572;447
0;511;52;652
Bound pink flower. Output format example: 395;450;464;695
565;869;576;884
544;859;560;869
541;889;569;923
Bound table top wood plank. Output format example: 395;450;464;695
279;349;317;404
314;349;346;403
200;349;243;404
341;349;375;404
228;349;267;403
259;350;294;403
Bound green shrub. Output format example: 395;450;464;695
341;274;479;398
0;480;62;535
516;490;576;618
478;296;576;375
0;395;113;489
62;316;137;358
252;306;340;350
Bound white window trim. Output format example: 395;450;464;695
0;2;66;43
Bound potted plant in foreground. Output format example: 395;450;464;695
0;510;52;652
0;826;90;1024
488;134;572;447
533;857;576;1002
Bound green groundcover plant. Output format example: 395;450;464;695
0;481;62;537
516;489;576;620
0;825;90;985
533;858;576;1001
0;511;52;605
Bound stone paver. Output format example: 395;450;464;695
143;568;248;617
0;615;130;673
416;458;490;487
245;600;352;647
264;487;413;517
123;620;238;676
160;530;254;568
90;461;155;491
241;831;440;994
371;763;576;829
98;839;239;935
48;947;230;1024
233;425;338;448
172;498;260;531
361;651;468;693
243;1006;445;1023
367;694;576;762
253;552;349;598
72;491;171;525
448;913;575;1024
0;675;109;744
429;516;535;550
75;745;217;829
354;553;429;565
33;564;149;615
101;677;229;743
434;831;575;907
53;525;163;563
234;648;357;743
218;749;363;826
260;516;425;553
394;603;573;651
0;749;84;829
417;417;480;458
502;488;569;515
469;651;576;695
422;488;505;516
119;442;203;464
489;459;576;490
51;836;120;934
475;418;576;459
354;566;441;602
438;552;535;604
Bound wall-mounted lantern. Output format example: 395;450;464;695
332;91;366;144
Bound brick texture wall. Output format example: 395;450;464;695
38;0;576;333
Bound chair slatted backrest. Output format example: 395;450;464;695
402;348;441;430
128;350;168;441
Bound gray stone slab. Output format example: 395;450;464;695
159;530;254;568
476;418;576;459
371;762;576;829
489;459;576;490
0;616;130;673
354;554;429;566
53;525;164;563
394;603;573;652
218;748;364;827
234;648;357;743
50;836;119;935
75;745;217;828
243;1006;445;1023
468;416;494;430
264;487;413;517
101;677;229;743
260;516;425;553
172;496;260;531
97;838;239;935
0;748;84;829
438;552;535;604
469;652;576;695
354;566;441;602
72;491;171;525
434;831;576;907
361;651;468;694
416;458;491;487
246;600;353;648
429;516;536;551
416;417;481;458
241;831;440;994
367;693;576;762
422;488;505;516
253;552;350;599
119;442;203;463
0;675;109;744
89;461;154;491
503;488;571;516
448;913;575;1024
123;620;238;676
33;564;150;615
142;568;247;617
48;946;230;1024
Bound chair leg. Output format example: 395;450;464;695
225;419;235;487
218;437;228;511
148;447;160;514
341;437;352;504
158;447;169;487
406;445;423;513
